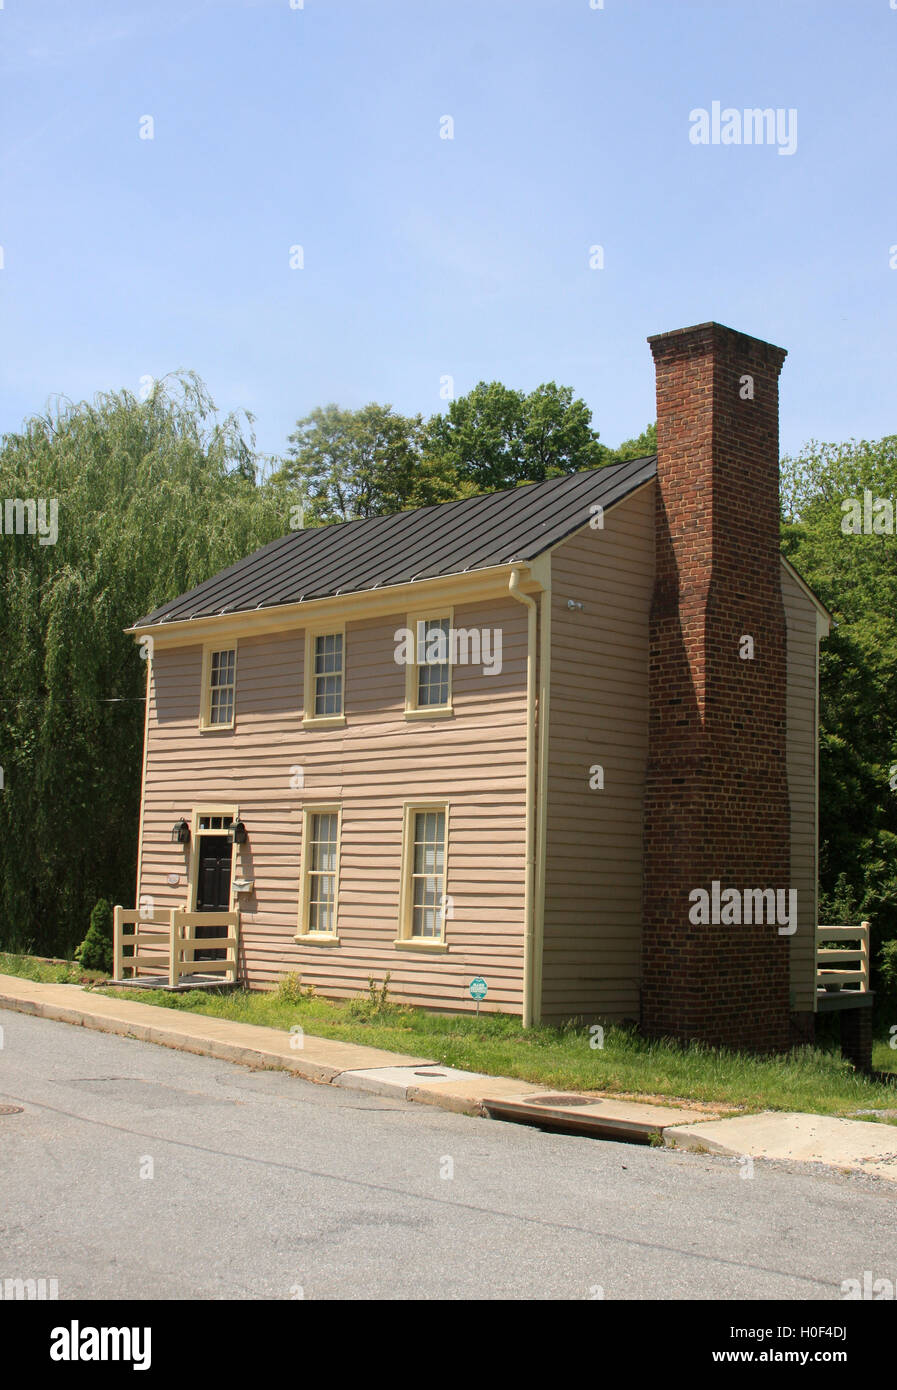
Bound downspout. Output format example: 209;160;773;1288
508;566;538;1028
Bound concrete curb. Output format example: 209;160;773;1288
0;990;342;1084
0;983;432;1086
12;976;891;1173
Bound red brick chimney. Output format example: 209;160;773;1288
640;322;791;1052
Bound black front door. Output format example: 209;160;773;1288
195;834;231;957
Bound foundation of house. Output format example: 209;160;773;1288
816;990;876;1074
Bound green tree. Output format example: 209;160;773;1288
274;403;454;524
423;382;609;493
780;436;897;969
609;422;657;461
0;374;289;956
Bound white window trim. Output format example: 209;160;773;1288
404;609;454;719
295;803;342;943
303;627;346;729
395;800;450;949
199;642;237;732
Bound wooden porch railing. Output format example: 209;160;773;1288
113;907;241;986
816;922;870;994
112;907;170;980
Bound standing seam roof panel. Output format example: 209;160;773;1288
134;457;657;626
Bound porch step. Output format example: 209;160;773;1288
106;974;235;993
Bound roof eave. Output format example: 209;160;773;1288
125;560;546;647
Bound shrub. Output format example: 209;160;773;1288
274;972;315;1003
74;899;114;975
345;973;410;1024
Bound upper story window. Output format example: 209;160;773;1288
405;612;453;718
303;629;346;727
200;645;236;730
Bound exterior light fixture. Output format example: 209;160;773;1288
229;820;248;845
171;819;191;845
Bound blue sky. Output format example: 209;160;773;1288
2;0;896;464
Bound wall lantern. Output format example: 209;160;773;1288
229;820;248;845
171;818;191;845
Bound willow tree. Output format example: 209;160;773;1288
0;375;294;956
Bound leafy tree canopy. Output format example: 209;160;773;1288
423;381;609;493
0;374;291;955
273;403;456;524
780;436;897;960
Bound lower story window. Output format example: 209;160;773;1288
301;808;340;936
405;806;448;940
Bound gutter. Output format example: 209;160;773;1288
126;562;542;646
508;566;538;1029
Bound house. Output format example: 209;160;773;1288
120;321;869;1062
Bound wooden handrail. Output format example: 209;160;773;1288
816;921;869;993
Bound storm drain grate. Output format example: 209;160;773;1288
525;1095;598;1108
0;1104;24;1115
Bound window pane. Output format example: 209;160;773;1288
309;897;333;934
315;633;342;673
315;674;342;716
418;619;449;659
211;650;234;686
418;663;448;707
210;688;234;725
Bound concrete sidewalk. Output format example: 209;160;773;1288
668;1112;897;1181
2;973;896;1176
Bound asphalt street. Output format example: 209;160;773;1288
2;1009;895;1300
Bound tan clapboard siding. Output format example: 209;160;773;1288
782;566;821;1013
137;597;528;1012
540;484;655;1023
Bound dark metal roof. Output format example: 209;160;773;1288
133;455;657;627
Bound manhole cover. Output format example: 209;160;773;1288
0;1104;24;1115
526;1094;597;1108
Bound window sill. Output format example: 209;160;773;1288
198;721;235;733
404;707;454;721
393;938;448;953
302;715;346;730
294;933;340;945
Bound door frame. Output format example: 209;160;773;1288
187;804;239;913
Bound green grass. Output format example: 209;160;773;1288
97;975;897;1120
0;951;107;985
2;952;895;1118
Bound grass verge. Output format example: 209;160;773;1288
0;952;107;986
109;975;897;1119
